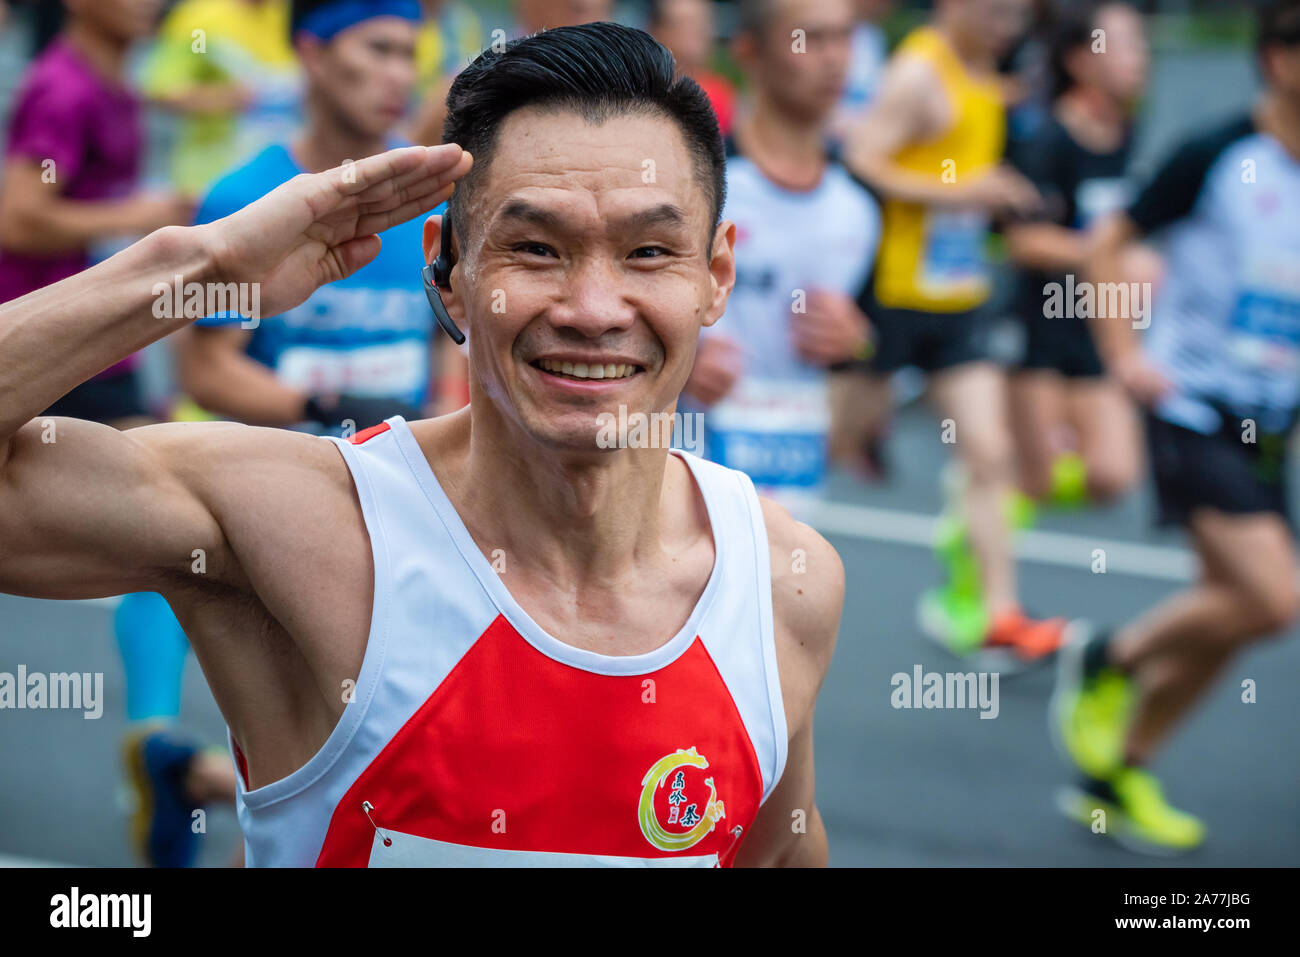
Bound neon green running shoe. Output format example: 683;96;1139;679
1050;634;1135;778
917;585;989;656
1057;768;1206;855
1049;451;1089;509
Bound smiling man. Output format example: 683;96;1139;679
0;22;843;867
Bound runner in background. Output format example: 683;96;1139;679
844;0;1074;663
1003;1;1149;523
406;0;483;147
684;0;880;518
830;0;894;143
142;0;301;198
826;0;895;478
0;0;192;429
998;0;1056;148
0;0;214;869
648;0;737;137
1055;0;1300;854
514;0;614;36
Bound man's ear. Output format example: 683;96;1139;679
422;213;466;324
703;220;737;329
421;213;442;265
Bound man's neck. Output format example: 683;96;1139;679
1257;89;1300;164
61;20;129;85
448;404;678;589
293;103;390;174
736;95;828;191
1056;87;1127;150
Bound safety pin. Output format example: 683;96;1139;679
362;800;393;847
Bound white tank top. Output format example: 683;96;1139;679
230;416;788;867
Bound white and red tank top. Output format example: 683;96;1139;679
230;416;788;867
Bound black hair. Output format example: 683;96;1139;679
441;21;725;245
289;0;326;39
1047;1;1137;101
1259;0;1300;61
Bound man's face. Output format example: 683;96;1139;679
953;0;1031;60
652;0;714;74
516;0;614;34
305;18;418;138
751;0;855;119
443;108;734;453
71;0;162;41
1265;43;1300;103
1090;4;1148;104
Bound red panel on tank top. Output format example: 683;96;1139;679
316;614;765;866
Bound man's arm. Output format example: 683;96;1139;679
0;144;471;598
175;325;310;426
733;499;843;867
0;161;192;256
844;55;1038;215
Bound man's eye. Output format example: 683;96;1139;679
630;246;669;259
514;243;555;258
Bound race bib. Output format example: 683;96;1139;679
276;340;427;399
919;209;990;298
1226;257;1300;425
705;378;831;492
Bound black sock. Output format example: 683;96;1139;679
1082;628;1114;678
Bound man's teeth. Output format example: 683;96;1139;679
537;358;636;380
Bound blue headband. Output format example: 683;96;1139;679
295;0;423;42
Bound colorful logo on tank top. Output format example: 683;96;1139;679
638;748;727;852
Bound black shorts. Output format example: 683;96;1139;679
1017;311;1104;379
41;370;148;424
855;298;994;375
1146;411;1291;527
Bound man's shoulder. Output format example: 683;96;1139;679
141;420;352;500
759;496;843;669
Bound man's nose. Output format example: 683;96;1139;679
549;257;636;336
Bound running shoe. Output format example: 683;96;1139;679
1050;631;1134;778
984;608;1073;663
122;725;201;868
1056;767;1206;855
917;585;989;656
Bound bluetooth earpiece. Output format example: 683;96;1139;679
422;213;466;344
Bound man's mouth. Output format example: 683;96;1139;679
532;358;642;381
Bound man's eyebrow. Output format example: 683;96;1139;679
493;200;689;232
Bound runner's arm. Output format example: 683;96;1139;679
734;500;843;867
0;144;470;597
0;160;191;255
176;325;311;426
844;55;1029;212
843;55;957;207
1085;211;1144;365
1005;221;1089;273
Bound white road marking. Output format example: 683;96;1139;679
810;501;1196;583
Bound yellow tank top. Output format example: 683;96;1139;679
873;27;1005;312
